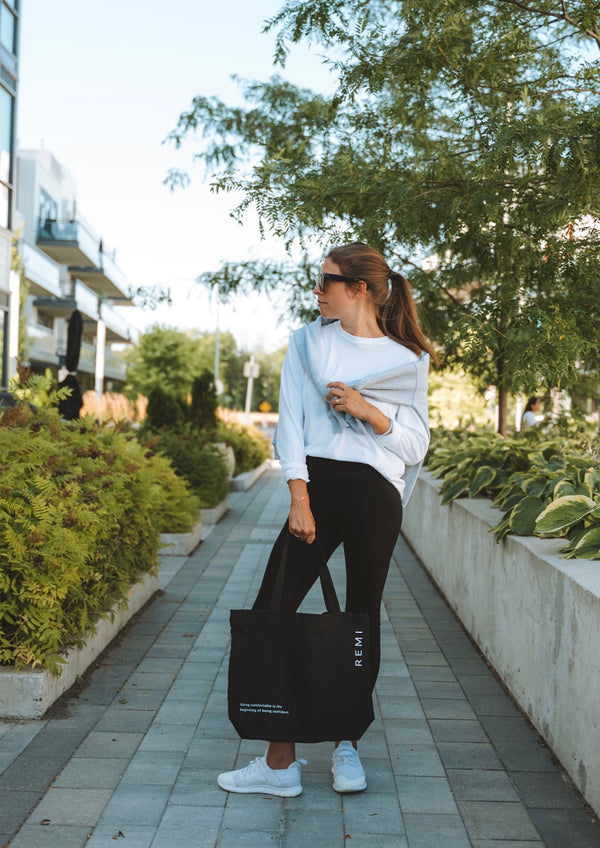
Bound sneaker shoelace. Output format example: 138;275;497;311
335;748;361;769
240;756;264;777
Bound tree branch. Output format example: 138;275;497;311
497;0;600;47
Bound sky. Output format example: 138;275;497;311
17;1;333;352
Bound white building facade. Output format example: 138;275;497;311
0;0;19;389
16;148;137;392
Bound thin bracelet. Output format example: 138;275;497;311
381;420;393;436
291;495;307;506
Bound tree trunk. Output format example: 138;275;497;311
497;384;509;436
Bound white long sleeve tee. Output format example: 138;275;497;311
274;320;430;500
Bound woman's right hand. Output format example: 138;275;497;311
289;499;316;545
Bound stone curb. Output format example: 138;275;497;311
229;459;273;492
200;495;230;535
0;571;159;720
159;520;203;557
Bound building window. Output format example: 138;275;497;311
0;84;12;228
0;3;16;54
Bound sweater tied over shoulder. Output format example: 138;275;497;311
292;318;430;505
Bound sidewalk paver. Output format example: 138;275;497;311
1;466;599;848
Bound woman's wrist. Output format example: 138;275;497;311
364;404;393;435
288;479;309;507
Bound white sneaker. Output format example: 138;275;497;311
217;753;305;797
332;741;367;793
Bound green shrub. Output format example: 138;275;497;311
145;385;187;431
190;370;218;432
0;404;199;672
216;420;272;475
145;452;201;533
153;430;230;508
426;424;600;558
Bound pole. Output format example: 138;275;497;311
244;354;255;425
94;317;106;396
213;285;220;391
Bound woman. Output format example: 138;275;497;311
521;396;542;430
218;242;434;797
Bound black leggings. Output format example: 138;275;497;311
254;456;403;688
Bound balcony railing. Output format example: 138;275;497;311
79;342;128;381
36;219;132;302
27;324;58;364
36;218;100;269
21;242;61;297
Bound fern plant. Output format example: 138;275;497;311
0;405;200;672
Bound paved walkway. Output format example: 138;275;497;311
1;467;599;848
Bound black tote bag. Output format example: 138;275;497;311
227;534;374;742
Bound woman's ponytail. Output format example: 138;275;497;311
378;272;437;362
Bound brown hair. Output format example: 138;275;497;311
326;243;437;361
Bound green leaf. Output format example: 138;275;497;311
491;514;511;541
496;490;525;512
553;480;576;499
535;495;597;537
585;468;600;494
469;465;496;497
522;476;549;497
569;527;600;560
440;478;470;505
509;496;546;536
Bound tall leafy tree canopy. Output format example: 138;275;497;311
125;326;286;411
167;0;600;432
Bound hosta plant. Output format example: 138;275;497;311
426;424;600;559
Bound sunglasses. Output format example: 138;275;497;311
317;272;362;292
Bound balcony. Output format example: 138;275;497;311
36;218;100;268
27;323;129;382
103;304;139;344
78;342;128;382
36;220;133;302
21;242;61;297
27;324;58;367
73;248;133;304
33;280;137;344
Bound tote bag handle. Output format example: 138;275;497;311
269;529;341;614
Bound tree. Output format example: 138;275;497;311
167;0;600;433
125;325;286;412
125;326;235;401
190;369;218;431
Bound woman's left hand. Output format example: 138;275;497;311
326;381;392;435
326;382;371;421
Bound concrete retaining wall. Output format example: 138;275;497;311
229;458;273;492
402;469;600;815
160;520;203;556
201;496;229;538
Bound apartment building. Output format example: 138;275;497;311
0;0;19;389
16;148;138;392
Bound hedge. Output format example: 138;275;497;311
216;420;272;475
0;404;200;672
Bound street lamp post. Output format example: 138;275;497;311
243;355;260;425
